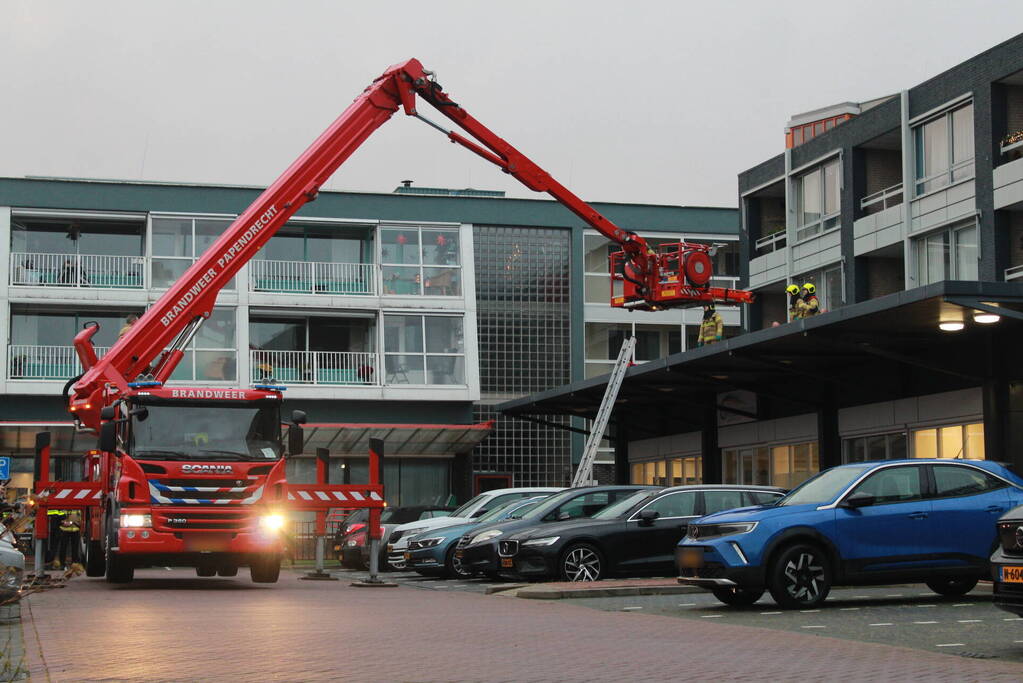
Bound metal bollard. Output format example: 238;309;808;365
34;538;45;578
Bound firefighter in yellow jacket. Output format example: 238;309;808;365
800;282;821;317
787;284;802;321
697;304;724;347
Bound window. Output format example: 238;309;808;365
912;422;984;459
843;432;908;463
794;264;844;312
931;465;1005;498
795;159;841;241
639;491;698;519
748;491;782;505
152;217;235;290
703;490;745;514
913;221;978;285
549;491;614;520
380;227;461;296
584;322;684;379
914;102;974;194
383;314;464;385
725;443;818;487
169;307;237;382
852;466;923;504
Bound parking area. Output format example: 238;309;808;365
565;582;1023;662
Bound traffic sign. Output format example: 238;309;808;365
0;457;10;480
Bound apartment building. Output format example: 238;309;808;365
0;176;739;501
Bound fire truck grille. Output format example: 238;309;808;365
148;478;263;505
153;511;252;532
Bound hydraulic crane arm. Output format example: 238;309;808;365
69;57;751;430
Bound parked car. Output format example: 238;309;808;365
991;504;1023;616
0;529;24;602
495;485;784;582
406;496;552;578
677;459;1023;609
386;487;564;569
457;485;657;579
335;505;454;570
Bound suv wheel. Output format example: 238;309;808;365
560;543;604;582
712;586;764;607
926;576;978;597
768;544;831;609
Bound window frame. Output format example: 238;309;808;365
913;220;978;286
927;463;1007;500
794;158;842;242
382;313;466;386
379;225;462;297
913;101;975;196
628;490;700;521
846;464;926;506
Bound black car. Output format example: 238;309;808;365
498;485;784;581
992;504;1023;616
335;505;453;569
457;485;656;578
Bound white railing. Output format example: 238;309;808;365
250;350;379;386
710;275;740;289
860;182;903;211
1005;265;1023;282
754;230;786;255
249;260;375;295
10;252;145;288
8;344;110;380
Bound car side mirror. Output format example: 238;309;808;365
637;509;660;526
842;491;875;509
291;410;307;425
558;511;571;521
99;405;117;421
99;421;117;453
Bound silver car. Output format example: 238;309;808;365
0;530;24;601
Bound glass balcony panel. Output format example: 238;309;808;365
196;351;237;381
424;317;463;354
382;266;421;295
380;229;420;265
421;229;460;266
423;267;460;296
426;356;465;385
385;355;425;384
152;258;191;288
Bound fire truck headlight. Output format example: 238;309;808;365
120;513;151;528
260;514;285;532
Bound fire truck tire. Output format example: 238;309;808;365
196;566;217;577
83;540;106;577
217;565;239;577
105;552;134;583
250;555;281;583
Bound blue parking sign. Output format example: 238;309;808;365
0;457;9;480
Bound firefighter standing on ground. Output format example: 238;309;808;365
56;511;81;568
697;304;724;347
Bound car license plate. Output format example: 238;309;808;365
1002;566;1023;583
403;552;411;561
679;548;703;569
501;558;513;568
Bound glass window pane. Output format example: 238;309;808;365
824;267;843;310
169;350;195;382
151;258;190;289
424;316;463;353
965;423;985;460
754;447;770;485
195;351;236;381
952;104;974;164
250;319;305;351
792;443;815;486
421;229;459;266
823;162;840;216
925;232;949;285
633;328;663;361
889;433;907;460
723;451;737;484
913;429;937;458
195;219;230;257
585;274;611;304
646;491;697;517
854;466;922;504
940;425;964;459
740;452;753;485
631;463;643;484
921;116;949;180
866;435;887;462
799;170;821;226
584;235;611;273
384;315;423;353
384;354;425;384
423;267;461;296
426;356;465;385
704;490;744;513
195;308;236;349
380;228;420;265
771;446;790;488
954;225;978;280
262;232;304;262
382;266;421;295
152;218;192;257
933;465;994;497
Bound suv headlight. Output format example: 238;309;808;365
688;522;757;540
469;529;503;545
522;536;560;547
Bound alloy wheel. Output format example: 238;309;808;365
563;547;602;582
451;551;470;577
783;551;824;602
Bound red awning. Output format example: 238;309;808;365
298;421;494;457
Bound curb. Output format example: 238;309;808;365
516;584;701;600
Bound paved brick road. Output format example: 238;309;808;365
21;569;1023;682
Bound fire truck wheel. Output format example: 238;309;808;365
250;554;281;583
83;539;106;577
196;566;217;577
217;565;239;577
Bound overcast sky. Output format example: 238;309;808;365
1;2;1018;208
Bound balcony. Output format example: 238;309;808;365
250;260;375;296
8;344;110;380
251;350;379;386
754;230;786;257
860;182;903;213
10;253;145;289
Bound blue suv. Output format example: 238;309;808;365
677;459;1023;609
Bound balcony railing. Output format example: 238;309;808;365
860;182;903;212
250;260;375;296
754;230;786;256
251;350;379;386
1005;265;1023;282
8;344;110;380
10;253;145;289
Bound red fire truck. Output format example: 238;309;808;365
33;58;752;584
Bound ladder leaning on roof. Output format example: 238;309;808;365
571;336;637;487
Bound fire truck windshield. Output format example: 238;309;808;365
131;402;282;461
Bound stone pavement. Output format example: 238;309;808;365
20;568;1023;682
0;604;26;681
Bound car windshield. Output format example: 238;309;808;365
132;401;281;461
591;491;654;519
777;465;872;506
450;494;487;518
475;497;538;524
506;498;546;519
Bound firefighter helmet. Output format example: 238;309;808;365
802;283;816;294
785;284;800;295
